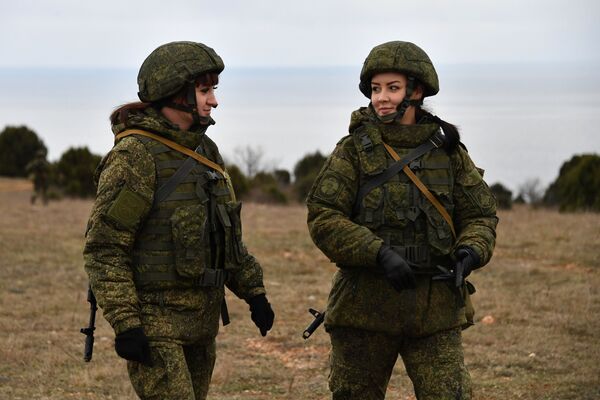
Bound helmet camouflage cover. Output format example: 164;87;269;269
137;41;224;102
359;41;439;98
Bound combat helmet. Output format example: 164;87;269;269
137;41;224;124
359;41;439;121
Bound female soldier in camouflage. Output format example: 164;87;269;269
307;41;498;399
83;41;274;400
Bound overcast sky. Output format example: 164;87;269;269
1;0;599;69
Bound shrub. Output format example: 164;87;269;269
226;163;249;199
544;154;600;212
293;151;327;202
0;125;47;177
56;147;102;197
274;169;291;186
490;182;513;209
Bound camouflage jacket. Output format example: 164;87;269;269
83;107;266;342
307;107;498;337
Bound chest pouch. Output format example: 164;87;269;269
170;203;210;278
215;200;248;269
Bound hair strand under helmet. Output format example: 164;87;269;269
137;41;225;126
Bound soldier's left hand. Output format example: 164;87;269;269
454;246;480;282
247;294;275;336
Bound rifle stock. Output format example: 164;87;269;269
80;285;97;362
302;308;325;339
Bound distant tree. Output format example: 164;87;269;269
490;182;513;209
56;147;102;197
544;154;600;212
293;151;328;202
226;163;249;199
252;171;277;186
517;178;544;206
0;125;47;177
293;151;327;182
273;169;291;186
235;145;264;178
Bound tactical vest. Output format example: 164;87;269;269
352;124;455;270
130;135;247;290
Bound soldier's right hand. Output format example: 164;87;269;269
115;327;153;366
377;245;417;292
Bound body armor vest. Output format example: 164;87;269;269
352;124;455;270
130;135;247;290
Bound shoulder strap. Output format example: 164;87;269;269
382;142;456;239
116;129;225;174
153;146;201;205
116;129;235;201
353;132;443;215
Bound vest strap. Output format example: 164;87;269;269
353;131;443;216
383;142;456;239
116;129;235;201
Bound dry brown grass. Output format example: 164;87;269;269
1;178;599;399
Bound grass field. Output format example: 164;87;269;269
1;177;599;399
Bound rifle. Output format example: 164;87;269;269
80;285;97;362
302;308;325;339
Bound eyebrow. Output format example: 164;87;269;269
371;81;401;85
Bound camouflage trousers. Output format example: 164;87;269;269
127;338;216;400
328;327;471;400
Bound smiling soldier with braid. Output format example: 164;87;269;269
307;41;498;399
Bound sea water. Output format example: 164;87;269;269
0;63;599;193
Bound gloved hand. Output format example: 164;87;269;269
247;294;275;337
114;327;153;366
454;246;481;287
377;245;416;292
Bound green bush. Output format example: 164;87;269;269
293;151;327;202
226;163;249;199
544;154;600;212
0;125;47;177
252;171;278;186
56;147;102;197
490;182;513;209
261;184;288;204
274;169;291;185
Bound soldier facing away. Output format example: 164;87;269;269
26;149;49;205
83;41;274;400
307;41;498;399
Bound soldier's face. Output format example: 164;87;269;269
370;72;422;117
195;83;219;117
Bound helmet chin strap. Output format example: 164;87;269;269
376;76;422;124
164;82;213;129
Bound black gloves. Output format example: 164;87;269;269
453;246;480;286
247;294;275;337
115;327;152;366
377;245;416;292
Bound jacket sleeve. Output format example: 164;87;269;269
83;137;155;334
226;252;267;301
307;138;384;268
451;146;498;267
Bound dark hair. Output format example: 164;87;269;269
109;72;220;125
416;107;460;151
